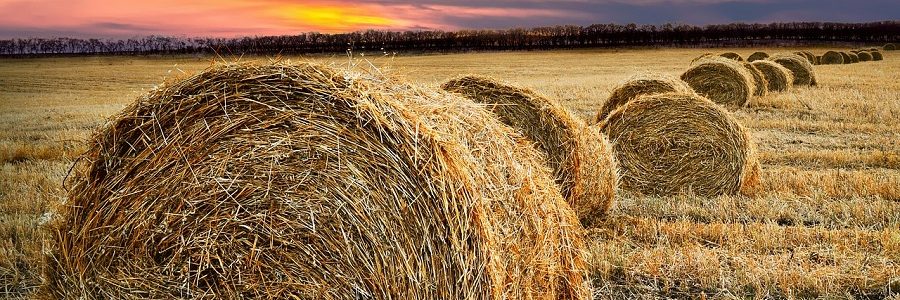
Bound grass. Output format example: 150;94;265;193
1;48;898;299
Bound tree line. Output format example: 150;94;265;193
1;21;897;56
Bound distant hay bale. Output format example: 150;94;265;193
719;52;744;61
46;62;591;299
691;52;714;64
857;51;873;61
598;92;760;197
815;55;822;64
848;52;860;63
885;43;897;50
594;73;695;123
794;51;815;64
747;51;769;62
821;51;844;64
680;56;755;107
751;60;793;92
871;50;884;61
839;51;852;64
741;62;769;97
442;75;618;225
770;53;818;86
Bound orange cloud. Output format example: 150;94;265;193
272;4;404;32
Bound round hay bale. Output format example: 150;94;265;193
719;52;744;61
691;52;714;64
885;43;897;51
802;51;818;65
751;60;794;92
747;51;769;62
871;50;884;61
594;73;695;123
848;52;860;63
839;51;853;64
857;51;873;61
821;51;844;64
599;92;760;197
769;53;818;86
45;62;590;299
815;55;822;65
741;62;769;97
794;51;815;64
442;75;618;225
680;56;755;107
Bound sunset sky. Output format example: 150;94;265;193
0;0;897;39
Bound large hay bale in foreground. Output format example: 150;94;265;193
442;75;617;225
681;56;755;107
599;92;760;197
719;52;744;61
46;62;590;299
857;51;873;61
741;62;769;97
594;73;695;123
747;51;769;62
770;53;818;86
751;60;793;92
885;43;897;50
871;51;884;61
821;51;844;64
848;52;860;63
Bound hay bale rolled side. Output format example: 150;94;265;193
769;53;817;86
719;52;744;61
821;51;844;64
680;56;755;107
594;73;695;123
691;52;714;64
815;55;822;64
45;62;590;299
442;75;617;225
751;60;793;92
747;51;769;62
741;62;769;97
794;51;814;64
802;51;817;64
848;52;860;63
885;43;897;50
599;92;760;197
872;51;884;61
857;51;873;61
839;51;852;64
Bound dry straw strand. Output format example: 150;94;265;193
769;53;817;86
747;51;769;62
751;60;793;92
681;56;756;107
599;92;760;197
45;62;591;300
442;75;618;225
594;73;695;123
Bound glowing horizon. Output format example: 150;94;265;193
0;0;896;39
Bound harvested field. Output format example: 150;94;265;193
1;48;898;299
